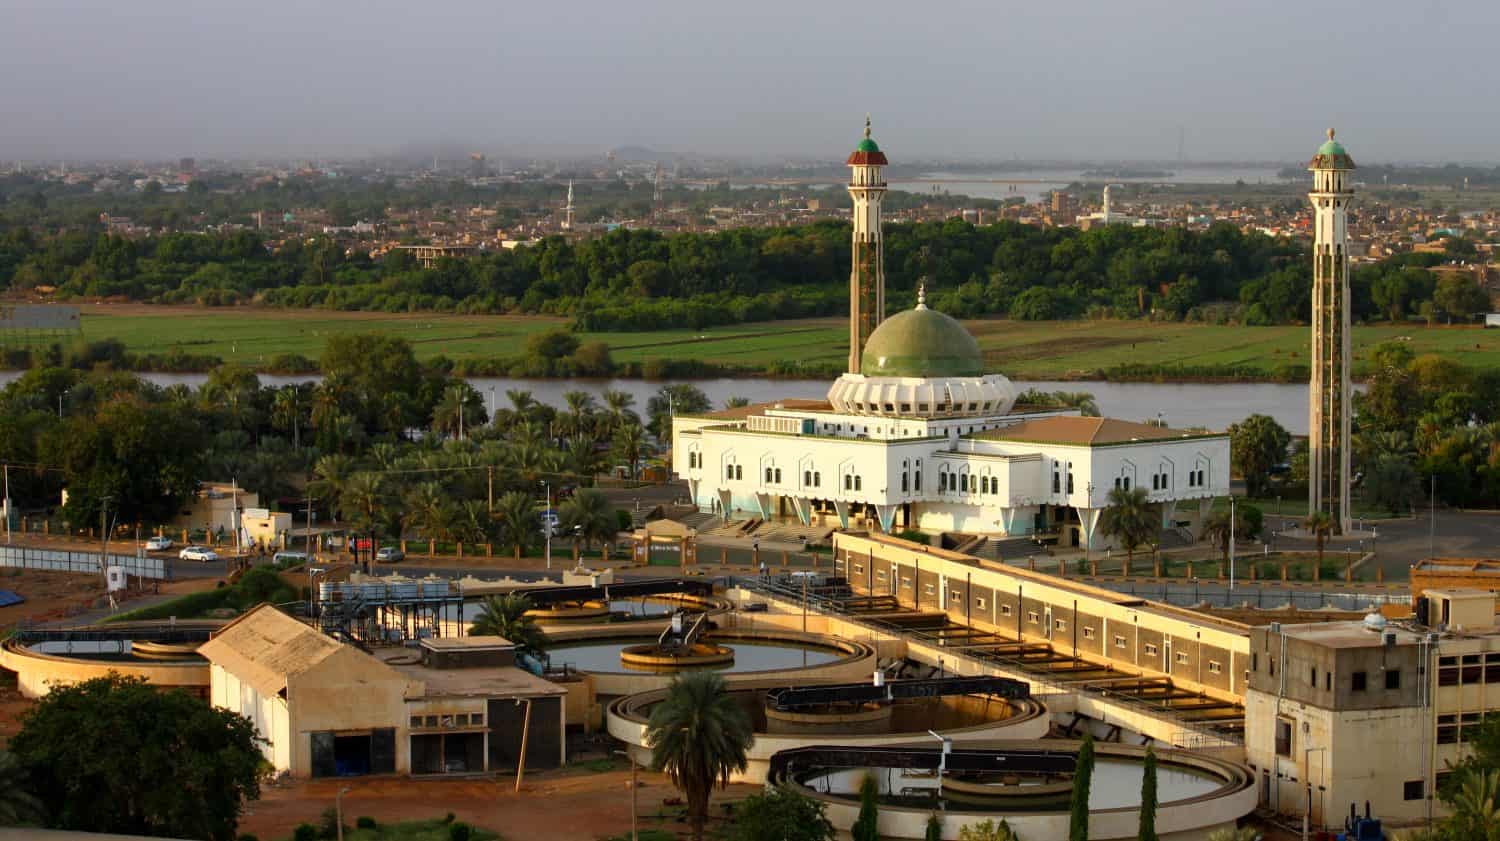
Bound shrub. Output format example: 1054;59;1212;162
292;825;318;841
318;806;344;839
356;816;377;830
448;821;472;841
238;834;259;841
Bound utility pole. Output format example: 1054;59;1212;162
488;466;494;513
305;491;315;556
1429;474;1436;559
1229;494;1236;592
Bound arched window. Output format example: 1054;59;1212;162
765;467;773;483
854;476;862;491
914;460;922;492
735;465;743;480
901;472;909;492
726;464;734;480
814;471;821;487
845;474;853;491
774;468;782;483
804;470;812;487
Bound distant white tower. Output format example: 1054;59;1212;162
846;115;888;374
1308;128;1356;534
562;180;575;231
1102;185;1114;224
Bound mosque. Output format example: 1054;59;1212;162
671;120;1229;550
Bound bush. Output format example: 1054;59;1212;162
356;816;377;830
318;806;344;839
293;825;318;841
448;821;472;841
238;834;259;841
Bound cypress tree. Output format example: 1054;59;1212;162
925;813;943;841
852;773;880;841
1139;746;1160;841
1068;733;1095;841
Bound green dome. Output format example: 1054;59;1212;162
861;304;984;378
1317;138;1347;157
855;136;881;153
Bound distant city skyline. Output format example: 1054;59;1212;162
4;0;1499;164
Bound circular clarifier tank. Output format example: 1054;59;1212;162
608;681;1050;784
773;740;1256;840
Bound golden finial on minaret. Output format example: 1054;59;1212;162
864;114;872;139
916;282;927;310
1327;127;1336;141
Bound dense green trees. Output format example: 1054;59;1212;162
726;785;835;841
11;675;262;840
1229;413;1291;497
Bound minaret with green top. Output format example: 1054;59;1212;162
1308;128;1355;534
846;115;889;373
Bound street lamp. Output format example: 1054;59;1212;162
1229;494;1237;592
613;750;639;841
335;786;352;841
306;567;326;618
927;729;952;808
541;481;552;571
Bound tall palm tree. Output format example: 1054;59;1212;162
310;453;355;503
1099;486;1155;568
562;390;596;439
645;671;752;841
0;751;42;825
1446;769;1500;841
1200;507;1246;567
559;488;617;559
564;437;603;486
339;471;388;536
470;593;546;658
455;499;493;545
494;491;538;561
270;386;303;450
601;388;638;435
612;422;645;480
1303;511;1334;571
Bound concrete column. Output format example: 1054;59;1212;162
832;500;851;530
1075;507;1102;552
791;497;813;526
875;505;897;533
753;493;774;521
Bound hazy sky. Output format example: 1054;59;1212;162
3;0;1496;163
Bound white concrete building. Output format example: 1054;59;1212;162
670;119;1229;549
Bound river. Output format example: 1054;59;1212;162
892;165;1291;203
2;371;1318;434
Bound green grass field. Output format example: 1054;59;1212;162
72;305;1500;379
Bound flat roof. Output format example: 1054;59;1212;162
420;635;515;651
375;649;565;700
971;416;1223;447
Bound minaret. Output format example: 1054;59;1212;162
1308;128;1356;534
846;115;888;373
562;180;575;231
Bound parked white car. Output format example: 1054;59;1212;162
145;536;173;551
179;546;219;563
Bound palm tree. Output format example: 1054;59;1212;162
339;471;388;536
0;751;42;825
270;386;303;449
1303;511;1334;573
470;594;547;658
562;390;596;439
402;481;453;543
1446;769;1500;841
495;491;538;561
1099;486;1155;569
601;388;638;435
310;453;355;503
559;488;617;560
564;437;603;486
723;396;750;409
455;499;493;545
612;422;645;480
432;384;483;440
645;671;752;841
1200;507;1246;567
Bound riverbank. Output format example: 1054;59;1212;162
35;304;1500;381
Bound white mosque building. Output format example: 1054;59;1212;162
670;120;1229;550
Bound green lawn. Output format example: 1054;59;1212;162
73;305;1500;379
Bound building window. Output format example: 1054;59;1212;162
845;474;853;490
1144;643;1158;657
924;583;936;596
998;603;1010;616
900;576;912;588
1176;652;1190;665
1208;661;1223;674
1052;470;1060;494
1067;472;1074;494
410;716;423;728
1310;666;1317;687
978;597;989;610
805;470;812;486
1055;619;1067;631
1404;780;1424;801
736;465;743;480
727;465;734;480
1275;719;1293;757
853;563;864;575
1352;671;1367;692
1027;610;1040;624
774;468;782;483
1386;669;1401;690
914;464;921;491
950;589;962;602
902;472;909;492
876;569;887;581
1115;635;1127;649
1082;627;1095;640
814;471;821;487
854;476;862;491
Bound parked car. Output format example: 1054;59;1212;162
272;551;308;567
375;546;405;563
179;546;219;563
145;536;173;551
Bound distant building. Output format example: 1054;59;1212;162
395;244;477;267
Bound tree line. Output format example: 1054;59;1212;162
6;215;1487;331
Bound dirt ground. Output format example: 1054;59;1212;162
238;769;762;841
0;568;214;630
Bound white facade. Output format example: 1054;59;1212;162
673;409;1229;546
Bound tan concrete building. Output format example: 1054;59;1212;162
1244;588;1500;829
200;605;566;778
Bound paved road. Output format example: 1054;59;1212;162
1260;509;1500;579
